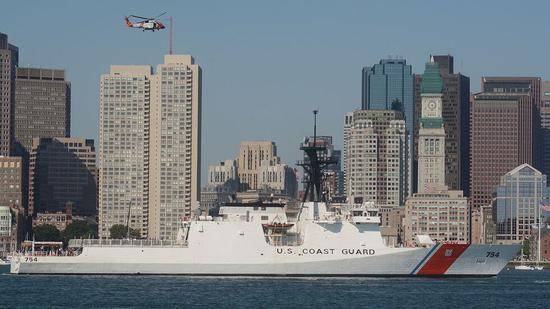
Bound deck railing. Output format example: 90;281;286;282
68;239;187;248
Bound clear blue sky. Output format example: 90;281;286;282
2;0;549;183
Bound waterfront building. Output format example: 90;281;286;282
32;203;73;232
540;81;550;176
344;109;409;207
14;67;71;154
99;55;201;240
257;160;298;198
0;156;23;210
469;93;535;210
404;58;469;245
403;190;469;245
493;164;550;244
28;137;97;216
379;206;405;247
236;141;279;191
413;55;470;194
0;32;18;156
0;206;14;255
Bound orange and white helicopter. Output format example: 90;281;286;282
124;12;166;31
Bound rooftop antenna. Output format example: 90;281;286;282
169;16;173;55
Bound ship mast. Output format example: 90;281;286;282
297;110;338;202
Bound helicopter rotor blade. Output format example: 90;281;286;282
129;15;150;20
155;12;167;18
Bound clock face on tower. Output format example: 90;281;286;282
428;99;437;110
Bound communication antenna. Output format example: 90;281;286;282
169;16;173;54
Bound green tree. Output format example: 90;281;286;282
33;224;62;241
62;220;97;241
522;239;531;258
109;224;140;239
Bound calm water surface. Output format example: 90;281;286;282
0;267;549;308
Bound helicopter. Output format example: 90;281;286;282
124;12;167;31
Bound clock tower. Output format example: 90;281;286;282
417;56;447;193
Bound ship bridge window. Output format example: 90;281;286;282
261;207;266;211
261;216;269;221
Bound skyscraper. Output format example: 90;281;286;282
99;55;202;240
413;55;470;194
99;65;152;238
28;137;97;216
493;164;549;243
0;32;18;156
361;59;414;135
470;93;535;210
236;141;278;191
345;109;409;207
481;76;541;169
148;55;201;240
14;67;71;154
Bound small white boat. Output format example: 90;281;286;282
515;265;535;271
0;257;11;266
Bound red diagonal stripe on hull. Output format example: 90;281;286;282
417;244;470;275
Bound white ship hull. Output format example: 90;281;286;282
11;218;519;276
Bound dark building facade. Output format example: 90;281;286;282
29;137;97;217
481;76;541;169
14;67;71;155
540;81;550;177
413;55;470;194
470;94;535;210
0;32;18;156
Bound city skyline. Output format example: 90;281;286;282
2;1;550;184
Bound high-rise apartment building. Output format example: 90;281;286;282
28;137;97;216
148;55;201;240
413;55;470;194
99;55;201;240
345;109;409;207
14;68;71;154
236;141;278;191
493;164;549;244
469;93;535;210
0;32;18;156
99;65;152;238
540;81;550;176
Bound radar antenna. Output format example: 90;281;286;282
297;110;338;202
